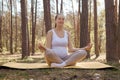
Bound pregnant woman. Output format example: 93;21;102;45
38;14;92;68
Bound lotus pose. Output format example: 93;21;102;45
38;14;92;68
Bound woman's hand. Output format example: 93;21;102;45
84;43;93;51
38;42;46;51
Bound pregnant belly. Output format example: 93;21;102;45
52;47;68;58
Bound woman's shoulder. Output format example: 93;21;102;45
47;29;54;34
47;29;54;36
64;30;70;35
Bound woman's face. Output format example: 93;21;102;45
55;15;64;26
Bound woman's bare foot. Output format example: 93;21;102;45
84;43;92;51
38;42;47;51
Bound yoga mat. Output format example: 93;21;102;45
1;62;113;69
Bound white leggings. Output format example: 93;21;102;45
44;49;87;66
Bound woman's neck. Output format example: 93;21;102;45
55;26;63;31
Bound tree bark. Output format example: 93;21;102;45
26;0;30;56
76;0;81;48
0;0;3;53
60;0;63;13
80;0;89;58
56;0;59;14
14;0;18;52
32;0;37;55
71;0;77;47
117;0;120;60
10;0;13;54
31;0;35;55
94;0;99;58
43;0;51;33
114;0;118;24
105;0;119;63
21;0;28;59
88;0;92;43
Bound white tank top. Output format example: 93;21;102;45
51;29;68;58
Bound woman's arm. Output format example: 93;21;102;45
67;32;92;52
67;32;84;52
38;30;52;51
46;30;53;49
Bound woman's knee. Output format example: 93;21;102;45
77;50;87;57
45;49;54;57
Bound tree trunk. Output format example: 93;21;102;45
31;0;34;54
21;0;28;59
26;0;30;56
117;0;120;60
0;5;1;53
0;0;3;53
94;0;99;58
87;0;92;58
14;0;18;52
88;0;92;43
31;0;35;55
71;0;77;47
114;0;118;24
80;0;89;58
6;0;10;51
27;18;30;56
60;0;63;13
105;0;119;63
34;0;37;50
43;0;51;33
56;0;59;14
76;0;81;48
10;0;13;54
32;0;37;55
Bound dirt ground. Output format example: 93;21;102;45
0;68;120;80
0;53;120;80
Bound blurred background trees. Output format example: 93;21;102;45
0;0;119;63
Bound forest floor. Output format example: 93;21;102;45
0;53;120;80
